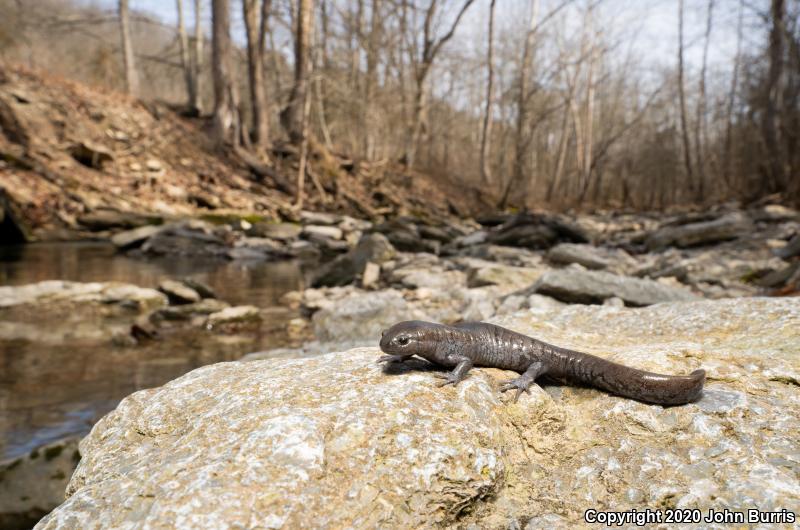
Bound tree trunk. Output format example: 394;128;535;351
282;0;314;144
723;0;743;188
677;0;694;197
761;0;787;193
192;0;204;114
695;0;714;202
479;0;497;186
243;0;271;149
118;0;139;96
176;0;198;112
211;0;240;146
363;0;382;159
503;0;539;209
404;0;476;168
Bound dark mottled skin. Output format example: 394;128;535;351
378;320;705;405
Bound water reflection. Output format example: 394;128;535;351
0;242;306;306
0;242;309;460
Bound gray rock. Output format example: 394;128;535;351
141;222;228;257
37;298;800;529
302;225;344;241
299;210;339;225
775;234;800;259
457;230;489;246
206;305;261;326
226;247;269;261
151;299;230;321
547;243;634;272
158;279;201;305
1;437;80;529
179;278;217;299
533;265;699;306
645;213;752;251
390;267;467;290
312;289;428;344
249;222;302;241
361;262;381;288
110;224;163;249
312;233;396;287
77;209;159;231
467;264;543;290
753;204;799;222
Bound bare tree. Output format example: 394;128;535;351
363;0;383;159
723;0;744;187
193;0;204;114
506;0;539;207
118;0;139;95
176;0;200;114
479;0;497;185
695;0;714;202
243;0;272;149
282;0;314;144
761;0;787;192
211;0;240;146
404;0;477;168
677;0;694;196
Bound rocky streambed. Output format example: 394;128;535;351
1;203;799;528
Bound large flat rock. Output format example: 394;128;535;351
37;298;800;529
533;266;699;306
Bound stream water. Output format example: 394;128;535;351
0;242;308;461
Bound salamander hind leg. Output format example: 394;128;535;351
499;361;546;402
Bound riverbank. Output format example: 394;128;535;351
1;202;799;527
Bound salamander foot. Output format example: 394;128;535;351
499;376;538;402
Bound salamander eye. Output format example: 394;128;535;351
396;336;410;346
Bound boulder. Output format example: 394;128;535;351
645;213;751;251
532;266;699;306
312;233;396;287
546;243;635;272
37;298;800;529
311;289;428;345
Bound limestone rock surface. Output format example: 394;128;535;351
37;298;800;529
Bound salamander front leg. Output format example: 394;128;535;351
434;355;474;387
500;361;546;402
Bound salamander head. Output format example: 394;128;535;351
379;320;435;357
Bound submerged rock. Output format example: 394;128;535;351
37;298;800;529
1;437;81;530
157;279;201;305
532;265;699;306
